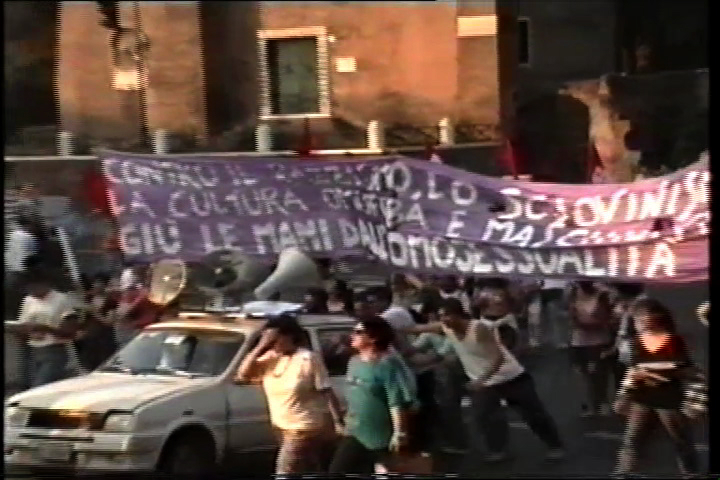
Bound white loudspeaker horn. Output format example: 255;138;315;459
254;247;321;300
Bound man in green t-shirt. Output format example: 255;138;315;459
329;316;418;474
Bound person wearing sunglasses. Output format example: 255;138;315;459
235;315;344;475
329;316;418;474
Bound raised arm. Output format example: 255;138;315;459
234;329;278;383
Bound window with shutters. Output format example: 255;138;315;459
258;27;331;119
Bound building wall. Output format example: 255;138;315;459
504;0;618;182
259;3;462;127
57;1;207;144
58;2;137;141
56;1;505;146
515;0;617;86
135;2;208;139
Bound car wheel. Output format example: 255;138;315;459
159;432;215;475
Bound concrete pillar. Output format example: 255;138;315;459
153;129;169;155
438;117;455;145
58;131;74;157
367;120;384;150
255;123;272;152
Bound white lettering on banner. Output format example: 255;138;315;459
357;227;679;280
557;250;585;275
534;250;558;276
168;191;187;218
665;182;682;216
625;192;638;222
166;188;308;218
595;189;627;224
677;171;710;222
493;247;515;274
120;221;181;256
627;246;640;277
490;173;706;229
607;247;619;277
573;197;599;227
482;219;515;243
385;162;412;193
427;173;444;200
450;181;477;206
105;159;223;189
506;224;534;247
526;194;548;221
583;249;606;276
107;189;125;216
497;188;523;220
252;220;334;255
646;242;675;278
129;191;156;218
639;180;669;220
446;211;467;238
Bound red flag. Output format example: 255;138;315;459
499;138;520;178
83;167;114;217
296;118;315;158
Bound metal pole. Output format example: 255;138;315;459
133;2;150;148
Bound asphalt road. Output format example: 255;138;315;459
7;282;710;478
440;281;711;478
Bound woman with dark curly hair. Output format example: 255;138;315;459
613;298;700;477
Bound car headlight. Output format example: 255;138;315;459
5;407;29;428
103;413;136;432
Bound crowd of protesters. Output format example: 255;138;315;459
239;272;706;476
4;214;707;477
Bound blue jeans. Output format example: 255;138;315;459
31;344;70;387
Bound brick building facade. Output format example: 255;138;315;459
56;1;515;149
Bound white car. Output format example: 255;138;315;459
5;309;356;474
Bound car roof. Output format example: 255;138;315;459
145;312;356;335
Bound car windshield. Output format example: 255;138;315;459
98;329;245;378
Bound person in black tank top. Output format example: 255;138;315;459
614;298;699;477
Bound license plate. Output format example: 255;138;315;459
37;443;72;462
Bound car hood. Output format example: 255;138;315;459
7;373;211;412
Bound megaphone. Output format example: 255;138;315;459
254;247;322;300
147;259;187;306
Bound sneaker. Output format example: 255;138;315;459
545;448;566;461
500;398;508;407
484;451;510;463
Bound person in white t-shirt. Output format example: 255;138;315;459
438;275;472;315
5;216;39;318
235;315;344;475
13;269;80;387
408;298;565;463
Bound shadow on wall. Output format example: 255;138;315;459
605;70;708;172
201;2;261;137
514;91;590;183
4;2;59;138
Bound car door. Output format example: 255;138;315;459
224;331;275;454
310;325;355;406
225;328;314;454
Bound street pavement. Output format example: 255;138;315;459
7;282;710;478
439;281;711;478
